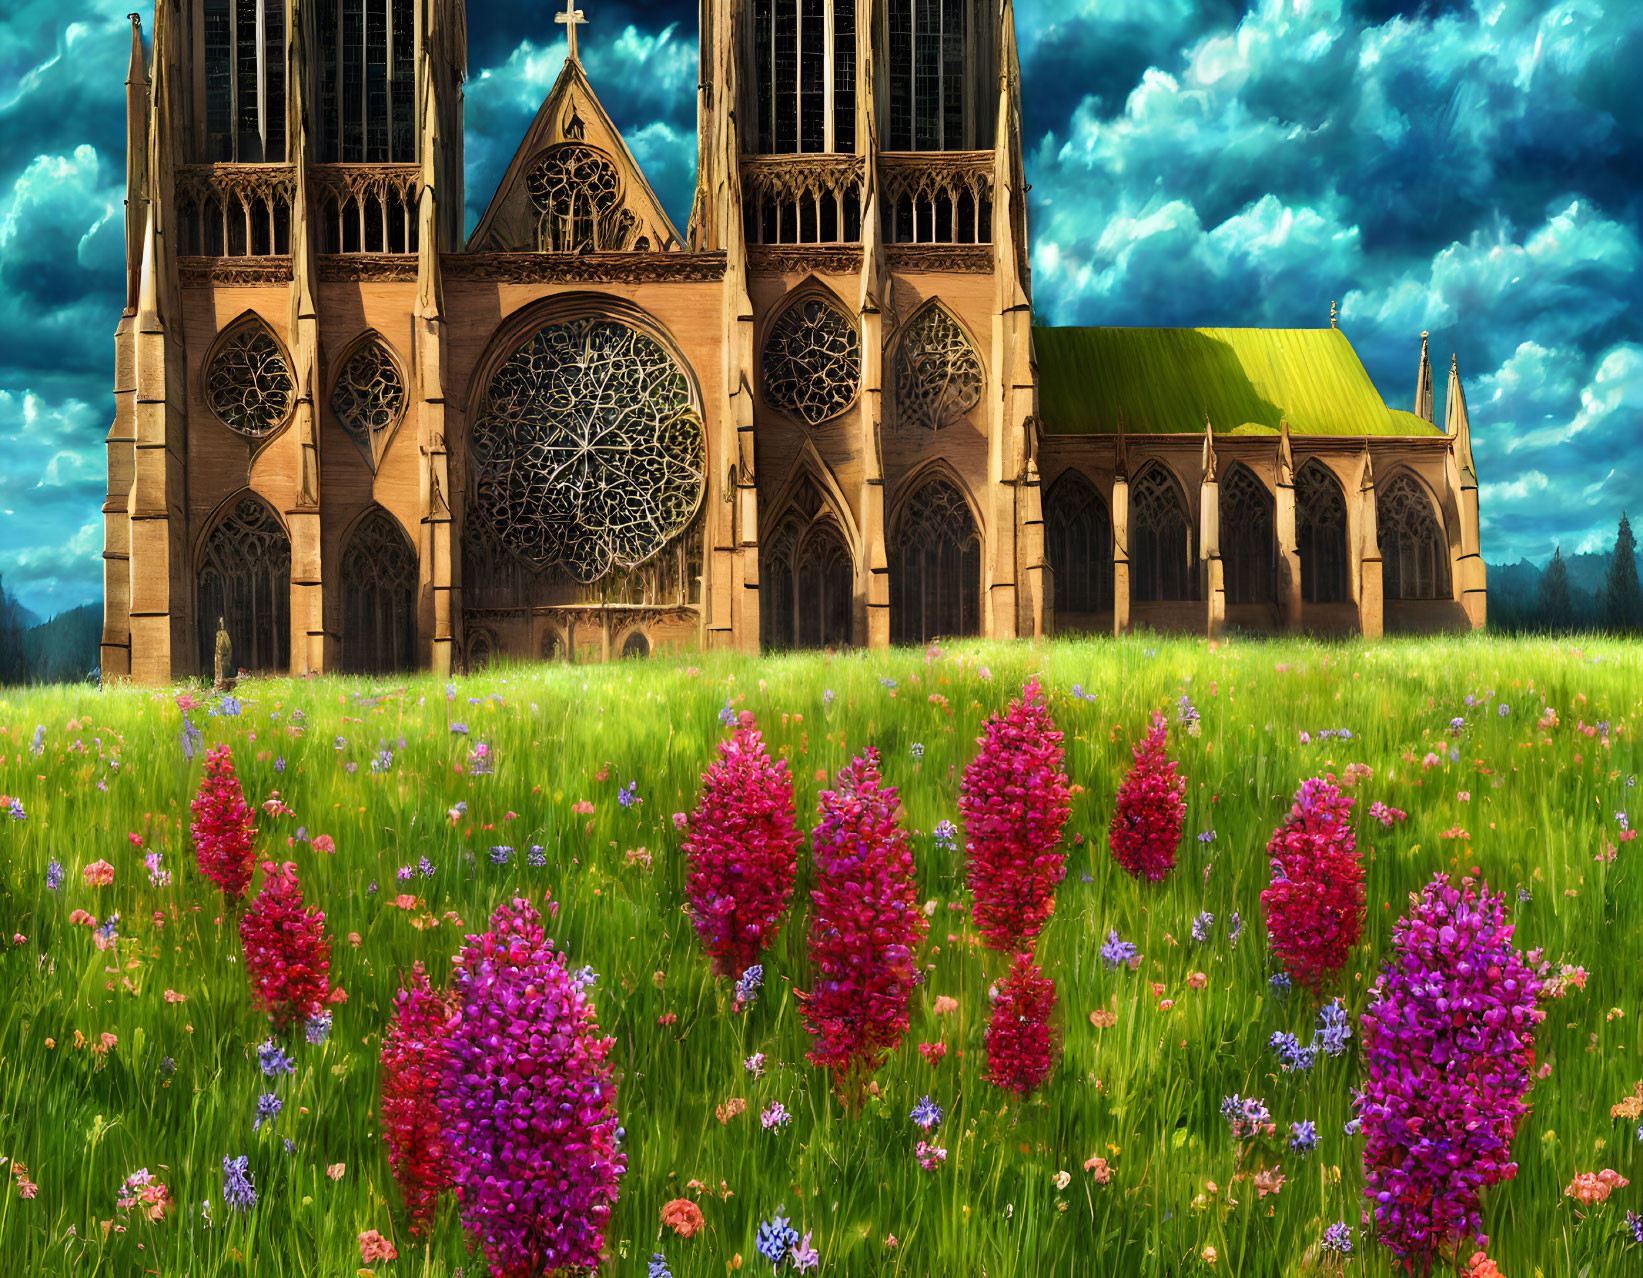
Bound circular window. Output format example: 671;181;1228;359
470;317;706;584
207;321;294;437
762;295;861;426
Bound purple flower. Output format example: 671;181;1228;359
30;724;45;756
221;1155;256;1212
274;756;286;773
1175;694;1200;726
304;1011;332;1046
1498;704;1510;717
1322;1222;1353;1255
1314;999;1351;1057
649;1255;674;1278
1227;912;1244;948
932;820;958;851
181;718;202;761
94;913;120;947
527;845;547;867
1626;1211;1643;1245
1191;911;1214;943
910;1096;943;1131
909;741;925;760
1289;1119;1318;1154
468;742;494;775
1358;874;1544;1266
253;1093;283;1131
821;689;835;708
1269;1032;1316;1072
618;781;639;808
419;856;436;878
449;722;469;735
396;865;415;882
256;1039;295;1078
718;702;737;727
1099;930;1138;971
760;1101;791;1130
488;845;513;866
736;964;765;1005
790;1231;820;1271
744;1052;766;1078
1220;1093;1270;1141
46;858;63;890
438;897;625;1274
1197;830;1216;844
1269;971;1292;999
756;1213;800;1266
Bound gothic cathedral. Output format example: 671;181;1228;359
101;0;1486;684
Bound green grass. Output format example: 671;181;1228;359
0;634;1639;1277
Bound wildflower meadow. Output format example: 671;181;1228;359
1;634;1640;1277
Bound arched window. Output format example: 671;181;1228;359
891;475;980;643
541;627;567;662
895;303;984;432
620;631;651;659
762;489;854;650
341;508;417;675
752;0;857;153
1044;472;1112;616
330;336;406;467
886;0;980;150
466;628;496;672
312;0;417;163
206;318;294;439
1378;472;1450;601
762;293;861;426
201;0;286;161
197;494;290;675
1130;465;1196;603
1296;461;1350;605
1220;463;1275;605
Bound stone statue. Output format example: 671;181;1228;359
214;616;232;688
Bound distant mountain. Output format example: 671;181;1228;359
1485;546;1638;632
21;604;102;684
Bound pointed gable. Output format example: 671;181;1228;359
466;56;682;254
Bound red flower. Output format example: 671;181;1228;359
191;744;257;900
380;961;457;1233
985;951;1059;1095
1260;776;1363;993
959;679;1073;950
239;861;331;1032
683;713;802;978
798;749;929;1108
1108;713;1186;882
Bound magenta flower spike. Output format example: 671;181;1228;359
439;897;626;1277
1108;712;1186;882
959;679;1073;950
1261;775;1364;992
1358;875;1544;1267
683;711;802;978
798;749;929;1109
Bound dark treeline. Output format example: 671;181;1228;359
0;576;100;686
1489;513;1643;635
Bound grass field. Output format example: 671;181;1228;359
1;634;1640;1277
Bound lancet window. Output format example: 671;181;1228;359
330;338;406;466
206;319;294;439
202;0;286;162
313;0;418;163
1220;463;1276;605
762;295;861;426
886;0;981;151
1296;461;1350;605
341;509;418;675
1130;465;1196;603
1378;473;1450;601
468;317;706;585
762;483;854;650
197;495;291;675
895;304;984;431
891;475;981;643
1044;472;1112;616
752;0;858;154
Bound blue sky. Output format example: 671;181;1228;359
2;0;1639;619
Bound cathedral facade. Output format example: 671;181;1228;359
101;0;1485;684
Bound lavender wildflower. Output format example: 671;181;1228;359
256;1039;295;1078
253;1093;283;1132
1100;930;1139;970
1322;1222;1353;1255
304;1011;332;1046
221;1156;256;1213
46;859;63;890
1289;1120;1318;1155
756;1214;800;1266
910;1096;942;1131
1191;911;1214;943
488;845;513;866
617;781;639;808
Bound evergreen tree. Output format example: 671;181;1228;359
0;575;27;685
1605;512;1642;633
1538;546;1573;632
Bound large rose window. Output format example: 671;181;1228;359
469;318;705;583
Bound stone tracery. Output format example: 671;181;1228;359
525;143;638;253
469;317;705;585
761;295;861;426
206;321;295;438
330;339;407;464
896;304;984;431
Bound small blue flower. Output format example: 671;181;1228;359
419;856;436;878
571;965;598;989
649;1254;674;1278
822;688;836;708
1289;1119;1318;1155
1498;703;1510;717
333;735;348;751
1344;1116;1363;1137
909;741;925;760
304;1012;332;1046
1100;930;1138;971
46;858;63;889
1322;1222;1353;1255
221;1155;257;1212
213;696;242;717
1228;912;1244;948
274;756;286;773
755;1214;801;1266
1269;1031;1315;1072
527;844;547;867
449;722;470;735
910;1096;943;1131
1268;970;1292;999
1314;999;1352;1057
932;820;958;851
256;1039;295;1078
489;845;513;866
618;781;639;808
1191;911;1214;944
253;1092;283;1132
735;964;764;1005
718;702;736;728
1197;830;1216;844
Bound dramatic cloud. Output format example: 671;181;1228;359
1;0;1639;617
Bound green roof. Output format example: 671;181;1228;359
1033;326;1444;438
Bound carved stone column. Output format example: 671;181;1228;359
1199;421;1224;639
1275;420;1301;629
1357;447;1383;638
857;7;890;650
